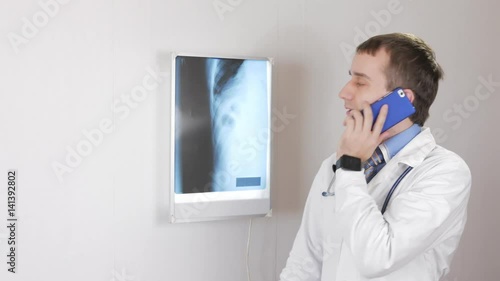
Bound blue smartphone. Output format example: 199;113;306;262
370;87;415;133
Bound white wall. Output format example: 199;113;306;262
0;0;498;280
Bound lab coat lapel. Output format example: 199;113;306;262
393;127;436;168
365;127;437;208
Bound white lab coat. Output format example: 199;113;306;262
280;127;471;281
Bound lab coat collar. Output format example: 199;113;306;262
391;127;436;168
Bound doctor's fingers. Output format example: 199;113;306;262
344;114;356;132
372;104;389;136
361;102;374;131
350;110;364;132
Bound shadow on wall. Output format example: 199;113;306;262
155;50;172;225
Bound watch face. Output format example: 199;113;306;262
346;157;357;166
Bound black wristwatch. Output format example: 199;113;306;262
336;155;362;171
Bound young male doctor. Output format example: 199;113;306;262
280;33;471;281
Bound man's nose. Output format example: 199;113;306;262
338;84;352;101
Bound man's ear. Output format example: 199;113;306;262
403;88;415;103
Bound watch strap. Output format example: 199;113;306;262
336;155;362;171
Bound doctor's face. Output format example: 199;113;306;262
338;49;391;115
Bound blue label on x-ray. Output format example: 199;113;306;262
236;177;261;187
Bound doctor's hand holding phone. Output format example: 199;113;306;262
337;87;415;162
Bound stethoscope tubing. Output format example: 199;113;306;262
322;165;414;214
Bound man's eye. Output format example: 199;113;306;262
355;82;365;87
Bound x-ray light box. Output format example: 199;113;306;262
170;53;272;223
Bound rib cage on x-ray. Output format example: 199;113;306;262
207;59;244;179
174;56;269;194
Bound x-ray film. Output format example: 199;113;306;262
173;55;271;195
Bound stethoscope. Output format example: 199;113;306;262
322;164;414;214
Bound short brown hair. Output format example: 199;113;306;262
356;33;444;126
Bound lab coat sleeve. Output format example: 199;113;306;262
280;158;333;281
334;155;471;278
